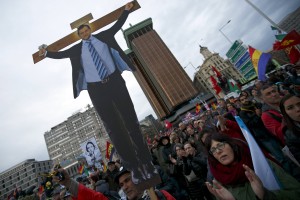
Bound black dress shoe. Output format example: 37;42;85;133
131;168;144;184
141;163;158;179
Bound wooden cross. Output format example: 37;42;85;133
32;0;140;64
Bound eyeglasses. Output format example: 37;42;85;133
209;142;225;155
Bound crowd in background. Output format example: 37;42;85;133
7;62;300;200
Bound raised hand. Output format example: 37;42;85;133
205;179;236;200
52;168;71;188
169;155;177;165
217;115;229;131
243;164;265;200
125;2;134;11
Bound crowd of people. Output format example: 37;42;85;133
7;62;300;200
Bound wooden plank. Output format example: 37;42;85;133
33;0;140;64
70;13;93;30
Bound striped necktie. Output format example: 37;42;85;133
86;40;108;80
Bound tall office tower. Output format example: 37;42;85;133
123;18;198;120
0;159;52;199
44;105;109;168
278;7;300;33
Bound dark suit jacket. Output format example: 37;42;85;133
46;10;135;98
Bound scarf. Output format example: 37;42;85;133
240;102;256;112
208;141;253;186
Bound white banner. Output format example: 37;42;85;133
235;116;281;190
80;137;103;170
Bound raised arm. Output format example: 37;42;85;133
38;45;73;59
53;168;108;200
108;2;134;35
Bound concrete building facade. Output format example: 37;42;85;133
194;46;243;98
0;159;52;199
123;18;198;120
278;7;300;33
44;105;109;168
139;114;162;140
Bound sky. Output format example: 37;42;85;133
0;0;299;173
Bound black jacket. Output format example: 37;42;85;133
46;10;135;98
182;152;207;180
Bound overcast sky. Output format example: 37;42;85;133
0;0;299;173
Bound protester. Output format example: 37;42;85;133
239;93;288;170
182;142;213;200
279;94;300;163
204;133;300;200
258;83;286;145
52;167;175;200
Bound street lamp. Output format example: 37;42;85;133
219;20;233;44
244;0;283;31
184;62;198;71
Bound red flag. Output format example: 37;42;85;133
285;46;300;64
38;185;44;194
165;120;172;129
273;30;300;50
195;103;201;113
211;66;222;77
210;76;222;94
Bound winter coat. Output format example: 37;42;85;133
261;103;285;145
226;161;300;200
182;152;207;181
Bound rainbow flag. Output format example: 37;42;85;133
248;46;271;81
78;165;84;174
195;103;201;113
106;141;115;161
211;102;217;110
103;163;107;172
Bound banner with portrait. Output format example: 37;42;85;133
80;137;103;170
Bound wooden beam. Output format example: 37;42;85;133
33;0;140;64
70;13;93;30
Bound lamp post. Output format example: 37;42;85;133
219;20;233;44
184;62;197;71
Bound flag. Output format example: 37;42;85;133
210;76;222;94
38;185;44;194
235;116;281;190
275;34;286;41
211;66;222;77
249;46;271;81
165;120;172;129
195;103;201;113
78;165;84;174
103;163;107;172
285;46;300;64
106;141;115;161
211;102;217;110
273;30;300;50
228;78;241;93
271;25;281;31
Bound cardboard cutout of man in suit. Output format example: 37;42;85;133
39;2;157;184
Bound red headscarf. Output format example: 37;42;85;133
208;140;253;186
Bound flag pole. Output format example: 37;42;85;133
244;0;285;32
